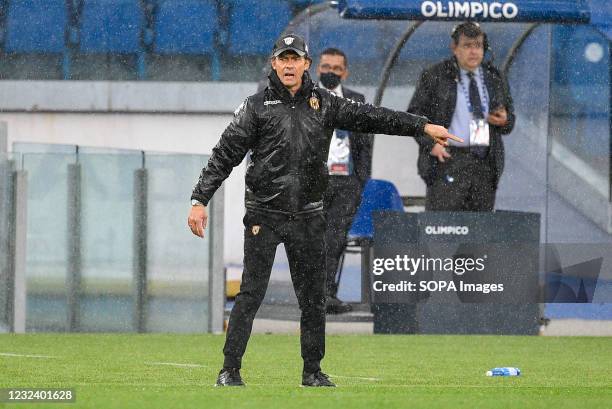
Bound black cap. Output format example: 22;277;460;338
272;34;309;58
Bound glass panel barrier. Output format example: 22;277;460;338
145;153;210;332
4;146;217;333
22;153;76;331
78;152;142;332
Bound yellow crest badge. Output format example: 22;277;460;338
309;96;320;111
252;225;261;235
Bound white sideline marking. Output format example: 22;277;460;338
328;374;382;382
146;361;206;368
0;352;58;359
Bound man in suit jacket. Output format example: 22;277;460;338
408;22;515;211
317;48;373;313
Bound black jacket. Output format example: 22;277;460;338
333;86;373;186
408;57;515;186
192;70;428;215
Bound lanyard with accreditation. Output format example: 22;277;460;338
460;68;490;148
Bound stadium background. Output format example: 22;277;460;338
0;0;610;334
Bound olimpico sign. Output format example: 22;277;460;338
424;225;470;235
421;1;519;19
338;0;589;23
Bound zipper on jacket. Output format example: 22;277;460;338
287;97;299;212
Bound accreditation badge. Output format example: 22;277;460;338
469;119;490;147
327;129;351;176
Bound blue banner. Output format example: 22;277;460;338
337;0;591;23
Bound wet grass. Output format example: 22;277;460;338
0;334;610;408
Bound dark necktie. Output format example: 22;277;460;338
467;71;488;158
467;71;484;119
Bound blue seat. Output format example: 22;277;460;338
154;0;218;55
348;179;404;241
80;0;144;53
5;0;67;53
228;0;291;56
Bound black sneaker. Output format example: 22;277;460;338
326;295;353;314
302;371;336;387
215;368;245;386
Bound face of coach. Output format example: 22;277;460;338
271;50;311;96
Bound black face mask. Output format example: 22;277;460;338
319;72;342;90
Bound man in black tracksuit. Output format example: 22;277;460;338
408;22;515;211
187;34;460;387
317;48;373;314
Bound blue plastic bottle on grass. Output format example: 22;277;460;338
486;367;521;376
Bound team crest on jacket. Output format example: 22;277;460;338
252;225;261;235
309;95;320;111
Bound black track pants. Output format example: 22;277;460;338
223;210;327;374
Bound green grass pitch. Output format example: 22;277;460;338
0;334;610;408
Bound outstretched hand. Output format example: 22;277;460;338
424;124;463;146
